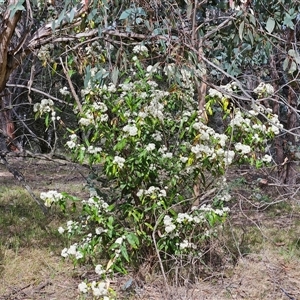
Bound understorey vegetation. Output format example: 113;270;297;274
1;0;300;299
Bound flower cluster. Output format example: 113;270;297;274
37;44;54;64
123;124;138;136
253;82;274;97
162;203;230;253
61;243;83;259
78;280;110;299
59;86;70;96
33;99;54;115
82;195;109;213
133;44;148;54
66;133;78;149
190;118;236;166
136;186;167;199
40;190;63;207
112;156;125;169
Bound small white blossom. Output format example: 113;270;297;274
115;236;124;244
113;156;125;168
61;248;68;258
146;143;156;151
66;140;76;149
40;190;63;207
235;142;251;154
78;282;88;293
262;154;272;163
95;264;105;275
133;44;148;54
123;124;138;136
162;152;173;159
137;189;144;198
58;227;64;234
59;86;70;96
165;224;176;233
208;88;223;99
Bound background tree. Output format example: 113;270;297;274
1;0;300;180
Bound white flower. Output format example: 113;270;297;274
59;86;70;96
146;143;156;151
76;251;83;259
165;224;176;233
180;156;188;163
115;237;124;244
70;134;77;140
234;142;251;154
91;282;107;296
262;154;272;163
147;65;153;72
163;215;173;226
152;132;162;141
224;150;235;165
200;131;209;140
254;82;274;96
40;190;63;207
95;264;105;275
162;152;173;159
136;189;144;198
265;83;274;95
58;227;64;234
67;244;77;255
95;227;107;235
79;117;93;126
100;114;109;122
158;189;167;197
113;156;125;168
78;282;88;293
123;124;138;136
133;44;148;54
66;140;76;149
61;248;68;258
107;83;117;93
208;88;223;99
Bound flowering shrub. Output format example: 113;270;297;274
40;47;282;298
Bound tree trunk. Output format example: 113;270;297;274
284;87;299;184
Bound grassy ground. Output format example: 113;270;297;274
0;158;300;299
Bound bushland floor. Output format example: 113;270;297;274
0;156;300;300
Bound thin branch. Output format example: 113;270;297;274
59;57;83;114
6;83;72;106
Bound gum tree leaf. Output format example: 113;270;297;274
266;17;275;33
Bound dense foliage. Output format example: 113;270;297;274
1;0;300;298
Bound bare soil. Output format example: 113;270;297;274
0;157;300;300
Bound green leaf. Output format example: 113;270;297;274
248;13;256;26
239;20;245;41
126;233;139;249
247;29;254;45
9;0;25;19
288;49;296;57
266;17;275;34
288;49;300;63
69;7;76;23
111;67;119;86
119;9;133;20
288;61;297;74
120;245;129;262
283;13;294;29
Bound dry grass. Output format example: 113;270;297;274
0;248;79;299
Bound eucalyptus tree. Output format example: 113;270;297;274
0;0;300;184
